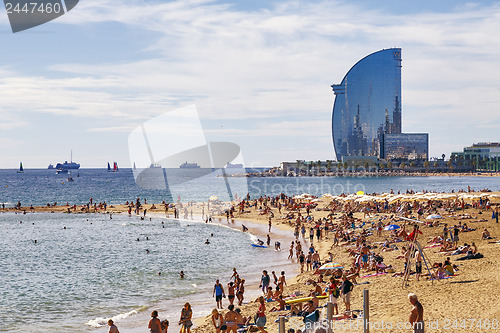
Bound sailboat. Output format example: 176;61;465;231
17;162;24;173
67;170;74;182
133;162;137;171
107;162;119;172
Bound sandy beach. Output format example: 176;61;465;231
4;190;500;332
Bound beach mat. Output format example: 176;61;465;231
361;272;387;278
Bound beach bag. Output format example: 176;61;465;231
331;287;340;298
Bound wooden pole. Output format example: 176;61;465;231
278;316;286;333
326;301;333;333
363;289;370;333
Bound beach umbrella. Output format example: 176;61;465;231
318;262;344;270
425;214;442;219
209;196;218;201
384;224;401;231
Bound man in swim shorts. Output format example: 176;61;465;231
213;279;225;309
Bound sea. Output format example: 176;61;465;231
1;168;500;332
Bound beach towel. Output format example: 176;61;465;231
430;274;459;281
424;244;441;248
361;272;387;278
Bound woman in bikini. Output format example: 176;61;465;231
179;303;193;333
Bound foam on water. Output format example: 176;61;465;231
86;306;147;328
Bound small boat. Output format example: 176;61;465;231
251;243;267;248
179;161;200;169
17;162;24;173
48;164;54;169
150;163;162;168
67;170;74;182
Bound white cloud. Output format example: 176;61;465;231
2;0;500;166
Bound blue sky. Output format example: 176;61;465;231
1;0;500;168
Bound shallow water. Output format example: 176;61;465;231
0;212;293;332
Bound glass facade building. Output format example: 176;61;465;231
383;133;428;161
332;48;402;160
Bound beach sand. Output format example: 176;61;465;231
189;196;500;333
5;193;500;332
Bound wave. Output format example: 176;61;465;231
85;305;148;328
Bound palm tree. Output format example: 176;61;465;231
447;160;454;172
387;161;393;172
326;160;333;172
400;162;406;172
423;161;430;172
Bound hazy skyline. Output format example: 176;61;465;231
1;0;500;168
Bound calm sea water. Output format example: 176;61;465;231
1;169;500;332
1;169;499;206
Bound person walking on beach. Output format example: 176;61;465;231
288;242;294;259
415;250;423;281
341;275;353;312
260;270;270;294
149;310;162;333
408;293;424;333
237;279;245;305
213;279;226;309
179;302;193;333
108;319;119;333
228;281;236;306
255;296;268;333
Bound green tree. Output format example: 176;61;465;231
326;160;333;172
423;161;430;172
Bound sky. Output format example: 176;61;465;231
1;0;500;168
